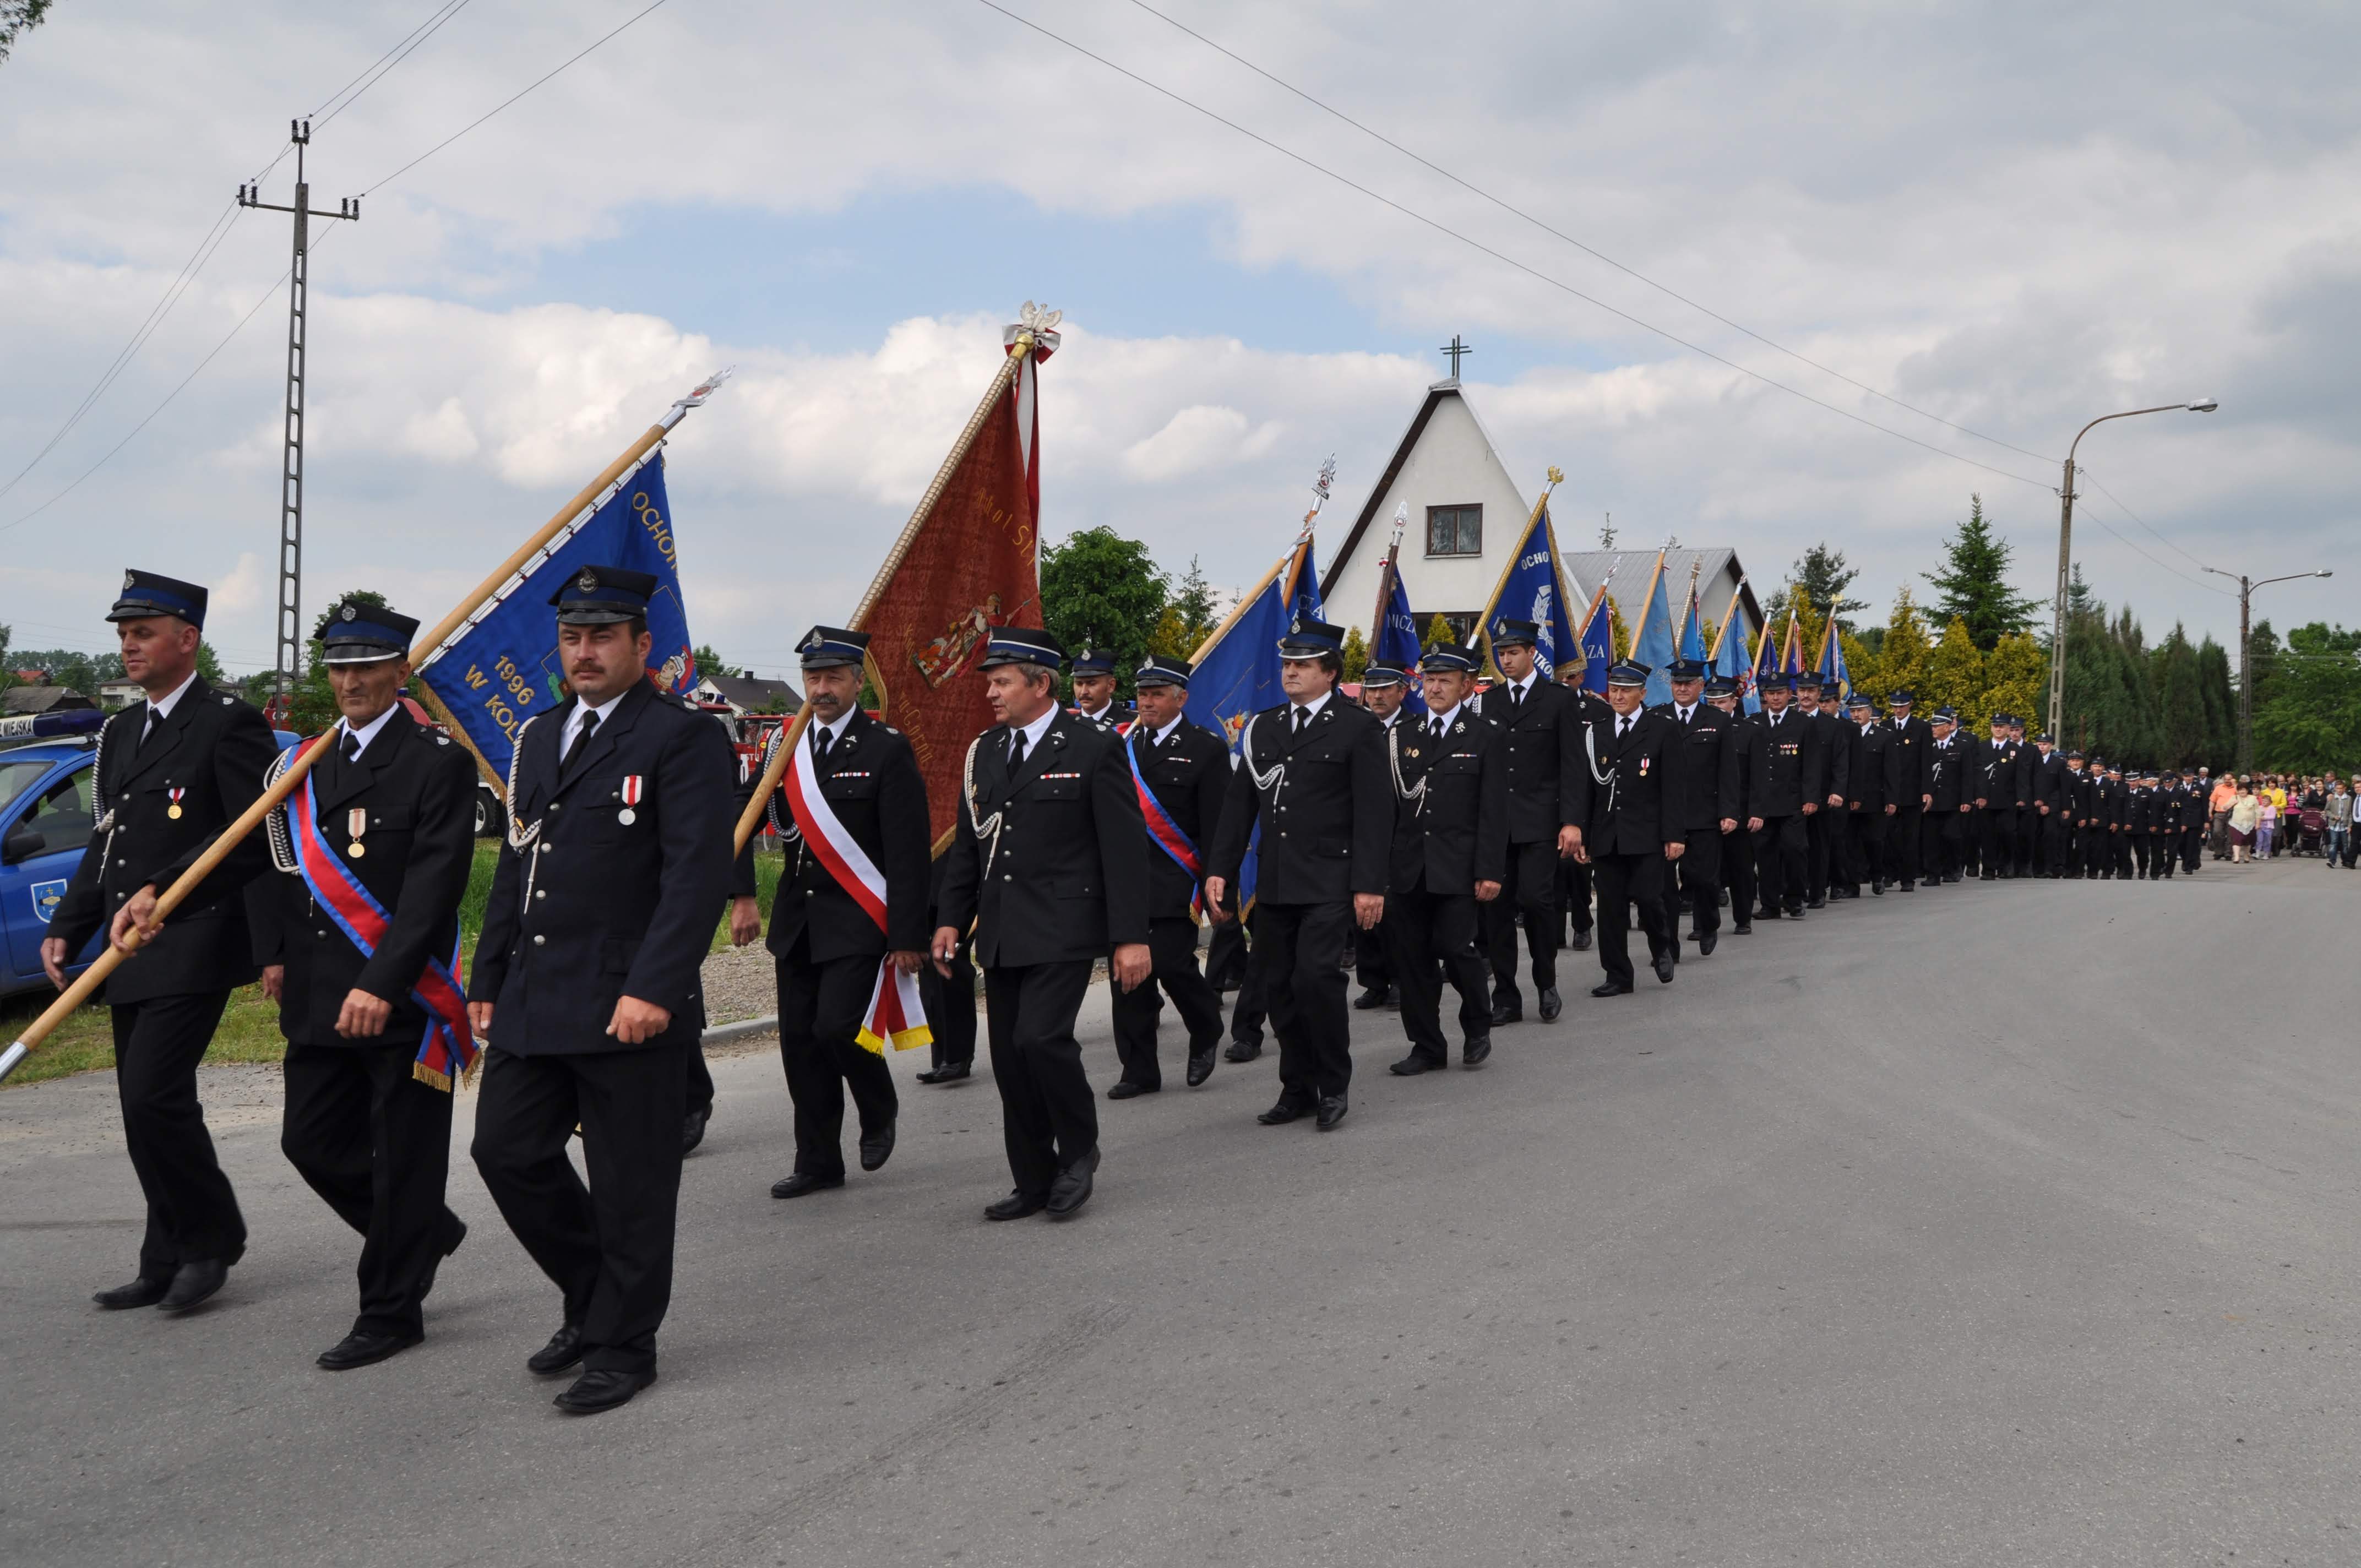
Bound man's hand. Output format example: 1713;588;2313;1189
890;949;925;976
1748;816;1764;832
1974;797;1987;809
259;963;285;1002
1665;841;1685;862
467;1001;495;1035
2038;802;2050;816
728;895;762;947
1203;875;1227;914
335;988;394;1039
931;924;961;977
1719;817;1738;836
1353;892;1385;930
1922;793;1932;810
40;936;69;990
1111;942;1151;992
1829;793;1846;809
1885;803;1897;816
1801;802;1818;816
606;995;673;1046
1556;825;1584;858
1474;879;1502;903
108;884;163;953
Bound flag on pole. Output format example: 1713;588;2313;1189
1368;527;1428;718
1750;611;1785;715
1816;618;1851;701
1629;550;1677;705
1477;482;1577;680
1709;581;1755;712
417;454;699;780
1678;579;1709;664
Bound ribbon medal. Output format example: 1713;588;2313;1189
346;808;369;858
166;788;185;820
619;775;643;826
1639;756;1651;777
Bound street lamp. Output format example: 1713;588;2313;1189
2201;565;2334;774
2046;400;2218;741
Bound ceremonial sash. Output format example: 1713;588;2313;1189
1127;733;1203;914
782;746;931;1055
289;767;477;1091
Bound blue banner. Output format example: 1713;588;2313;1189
1480;502;1579;681
1576;586;1614;696
1372;556;1429;718
1817;621;1851;701
418;455;698;780
1679;585;1709;663
1717;616;1759;714
1186;535;1321;907
1631;558;1678;706
1750;614;1785;715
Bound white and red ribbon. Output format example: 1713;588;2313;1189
783;746;931;1054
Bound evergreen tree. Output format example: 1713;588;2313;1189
2251;622;2361;774
1424;613;1456;651
1922;494;2042;650
1039;526;1167;695
1920;617;1989;729
692;643;730;680
1340;626;1370;683
2151;627;2205;770
1167;556;1218;650
1980;631;2048;737
1863;589;1932;704
1789;543;1866;631
2193;637;2237;769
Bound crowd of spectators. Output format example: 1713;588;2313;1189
2210;772;2356;866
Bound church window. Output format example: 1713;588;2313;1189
1426;504;1482;557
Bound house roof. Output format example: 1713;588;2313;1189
697;673;801;713
2;685;99;716
1560;547;1764;638
1320;380;1527;597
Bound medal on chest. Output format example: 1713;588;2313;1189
166;787;185;820
619;774;643;825
346;807;369;858
1638;755;1651;776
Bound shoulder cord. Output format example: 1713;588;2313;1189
91;717;123;868
504;716;546;915
1586;722;1618;817
1386;722;1427;818
964;732;1007;880
263;743;300;872
1242;712;1286;803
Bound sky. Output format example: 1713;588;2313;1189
3;0;2355;680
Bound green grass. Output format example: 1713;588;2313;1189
4;841;787;1088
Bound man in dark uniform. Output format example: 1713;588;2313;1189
1925;707;1971;884
1655;659;1734;954
1380;643;1506;1076
1883;691;1932;890
1351;663;1413;1011
1705;676;1755;933
2060;750;2091;875
915;856;977;1085
1738;675;1809;918
935;629;1149;1218
2124;770;2156;878
2074;754;2105;878
45;570;277;1315
1976;715;2021;880
1067;646;1130;732
2103;764;2134;879
467;566;737;1415
2028;733;2069;876
1837;691;1888;899
1554;663;1607;952
248;597;476;1368
1582;661;1683;995
1798;674;1852;908
2009;718;2041;875
1475;618;1584;1025
2151;771;2183;879
1206;616;1390;1132
1108;656;1230;1098
730;627;930;1200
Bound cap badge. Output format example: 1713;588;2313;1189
123;570;137;591
340;604;358;622
575;568;599;593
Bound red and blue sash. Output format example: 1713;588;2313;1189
1126;730;1203;913
290;765;478;1091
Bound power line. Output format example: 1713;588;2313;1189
1119;0;2060;470
972;0;2058;494
2070;480;2236;597
311;0;476;126
2076;466;2218;576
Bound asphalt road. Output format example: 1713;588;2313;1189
4;856;2358;1567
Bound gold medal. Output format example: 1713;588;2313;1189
166;787;186;820
347;841;366;858
347;807;368;859
167;804;182;820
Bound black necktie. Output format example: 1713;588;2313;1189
1430;717;1446;742
563;709;600;770
1618;717;1631;739
812;724;833;766
340;731;361;766
1511;684;1524;711
138;702;164;750
1008;728;1027;770
1293;706;1310;736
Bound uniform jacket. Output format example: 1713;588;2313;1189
1974;738;2021;809
1845;721;1892;814
732;708;931;962
1386;704;1509;896
938;708;1149;967
1927;734;1970;812
1650;700;1739;830
1886;715;1932;803
248;705;477;1045
1586;707;1687;856
1803;705;1851;807
1738;706;1810;817
1476;676;1588;845
1210;695;1392;905
1123;714;1230;922
1069;701;1134;736
468;679;737;1054
2030;749;2069;810
52;676;278;1004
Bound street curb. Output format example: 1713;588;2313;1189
701;1015;779;1045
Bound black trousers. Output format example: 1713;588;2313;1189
777;947;899;1177
2015;808;2040;875
1555;854;1594;939
1112;916;1226;1088
2113;830;2134;879
1804;810;1836;902
921;931;977;1069
1254;899;1354;1106
1485;839;1560;1000
1721;826;1755;922
982;959;1097;1197
2083;825;2109;878
1923;810;1957;880
1979;809;2016;875
1352;919;1390;994
1842;809;1886;890
1672;829;1723;938
1204;921;1249;990
1752;814;1807;913
1885;805;1924;884
1228;928;1269;1046
2041;811;2071;874
1593;850;1672;987
1385;885;1488;1065
111;990;245;1279
685;1042;714;1116
471;1044;686;1375
281;1039;461;1337
2131;835;2152;876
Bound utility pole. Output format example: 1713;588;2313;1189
2201;565;2334;775
238;120;359;704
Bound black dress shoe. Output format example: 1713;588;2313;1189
1352;987;1389;1011
554;1366;655;1415
1537;987;1563;1022
1046;1148;1100;1218
1226;1039;1264;1063
1388;1054;1437;1076
1653;951;1677;984
1805;896;1827;910
93;1276;171;1310
1570;930;1592;951
915;1062;971;1085
1756;907;1781;922
316;1327;423;1371
1256;1099;1308;1125
1462;1035;1492;1068
159;1259;227;1313
1871;881;1885;896
858;1119;896;1171
985;1189;1049;1221
527;1322;584;1375
1106;1080;1156;1101
1698;932;1717;956
1488;1001;1522;1027
681;1106;710;1156
1591;979;1634;998
769;1171;844;1200
1314;1095;1348;1131
1732;922;1752;935
1185;1048;1217;1087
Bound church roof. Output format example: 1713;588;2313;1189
1319;379;1523;597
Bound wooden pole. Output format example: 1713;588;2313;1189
732;340;1031;856
1707;579;1747;662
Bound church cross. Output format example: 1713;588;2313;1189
1438;334;1472;378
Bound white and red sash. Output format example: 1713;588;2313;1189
784;739;931;1054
